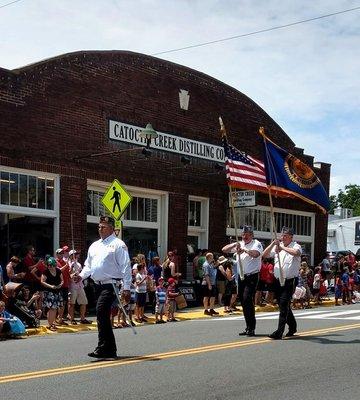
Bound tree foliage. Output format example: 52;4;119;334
332;184;360;216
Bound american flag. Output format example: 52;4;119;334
223;137;267;191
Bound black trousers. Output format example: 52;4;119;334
238;273;259;331
95;284;117;355
273;278;297;335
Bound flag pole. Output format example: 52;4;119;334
259;127;285;286
219;117;244;281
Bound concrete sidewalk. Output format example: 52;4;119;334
25;298;336;337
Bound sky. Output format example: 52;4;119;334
0;0;359;195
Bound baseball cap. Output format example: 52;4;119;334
241;225;253;234
281;226;294;236
99;215;115;226
46;257;57;267
69;249;78;256
55;248;64;255
62;245;69;252
168;277;176;285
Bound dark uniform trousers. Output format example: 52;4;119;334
238;272;259;331
273;278;297;335
95;283;117;355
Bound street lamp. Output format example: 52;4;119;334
139;123;158;149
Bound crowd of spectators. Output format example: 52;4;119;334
1;243;360;339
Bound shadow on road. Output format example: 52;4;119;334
289;334;360;345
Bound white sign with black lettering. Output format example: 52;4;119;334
108;120;225;163
230;190;256;207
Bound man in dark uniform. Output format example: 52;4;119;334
263;227;302;339
222;226;263;336
76;216;131;359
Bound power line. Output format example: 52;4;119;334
152;6;360;56
0;0;24;10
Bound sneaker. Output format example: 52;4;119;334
285;330;297;337
210;309;219;315
239;330;249;336
204;310;211;315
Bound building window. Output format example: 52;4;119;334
274;212;311;236
227;208;271;232
0;171;54;210
188;200;201;227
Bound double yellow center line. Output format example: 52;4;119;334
2;322;360;384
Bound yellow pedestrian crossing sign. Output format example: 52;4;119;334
101;179;132;220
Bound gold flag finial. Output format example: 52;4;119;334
259;126;265;137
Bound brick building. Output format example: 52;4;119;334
0;50;330;273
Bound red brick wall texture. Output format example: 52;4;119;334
0;51;330;267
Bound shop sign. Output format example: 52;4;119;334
178;286;196;301
101;179;132;220
229;190;256;207
108;119;225;163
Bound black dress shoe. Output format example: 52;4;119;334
88;351;117;359
239;330;249;336
285;330;297;337
268;332;282;340
247;330;255;337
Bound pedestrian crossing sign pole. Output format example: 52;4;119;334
101;179;133;221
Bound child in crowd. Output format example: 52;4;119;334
341;267;351;305
155;277;167;324
135;263;147;323
166;277;179;322
312;266;322;305
335;275;343;306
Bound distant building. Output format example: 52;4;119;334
327;208;360;252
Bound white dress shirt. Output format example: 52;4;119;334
80;234;131;290
271;241;302;279
233;239;263;276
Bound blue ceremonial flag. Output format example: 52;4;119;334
262;133;330;214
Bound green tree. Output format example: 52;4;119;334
329;195;338;214
335;184;360;217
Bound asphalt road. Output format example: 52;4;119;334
1;304;360;400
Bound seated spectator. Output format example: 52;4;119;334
6;256;26;283
41;256;64;331
14;286;41;327
0;300;12;335
0;300;26;337
68;250;91;324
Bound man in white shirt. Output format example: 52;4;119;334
76;216;131;359
222;225;263;336
263;226;302;340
